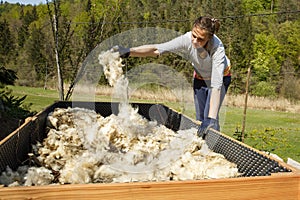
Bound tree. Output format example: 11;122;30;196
18;6;38;48
0;19;14;65
251;33;282;82
46;0;91;100
276;20;300;74
276;0;300;22
47;0;64;100
26;24;47;81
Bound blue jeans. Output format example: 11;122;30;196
193;76;231;127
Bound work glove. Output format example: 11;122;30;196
110;45;130;58
197;118;219;139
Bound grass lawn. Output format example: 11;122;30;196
7;85;60;112
221;107;300;162
7;85;300;162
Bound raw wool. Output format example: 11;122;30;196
22;105;240;185
0;166;28;187
98;50;124;87
113;77;130;104
24;167;54;186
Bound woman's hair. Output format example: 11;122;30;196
193;16;220;37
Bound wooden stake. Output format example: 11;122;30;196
242;67;251;143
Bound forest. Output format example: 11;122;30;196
0;0;299;101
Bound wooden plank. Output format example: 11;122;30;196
0;173;299;200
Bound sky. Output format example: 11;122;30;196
4;0;47;5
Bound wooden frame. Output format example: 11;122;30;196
0;172;299;200
0;102;299;199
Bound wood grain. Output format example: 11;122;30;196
0;173;299;200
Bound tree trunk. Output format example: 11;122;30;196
53;14;64;100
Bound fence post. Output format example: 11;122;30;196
242;66;251;143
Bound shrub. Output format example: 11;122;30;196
0;87;34;119
251;81;277;98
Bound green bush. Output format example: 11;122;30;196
0;66;17;86
0;87;34;119
251;81;277;98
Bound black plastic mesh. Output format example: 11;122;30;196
0;101;292;176
0;122;32;171
205;129;292;176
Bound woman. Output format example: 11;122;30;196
112;16;230;138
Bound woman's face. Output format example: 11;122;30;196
191;26;209;48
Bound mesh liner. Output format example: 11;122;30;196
205;130;292;176
0;101;292;176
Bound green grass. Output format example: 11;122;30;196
7;85;300;162
7;85;60;112
220;107;300;162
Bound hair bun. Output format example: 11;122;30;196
211;18;220;33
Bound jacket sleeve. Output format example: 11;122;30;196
210;42;226;90
155;32;189;55
209;38;226;119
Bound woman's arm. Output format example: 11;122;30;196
208;88;221;119
209;41;226;120
130;45;160;57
